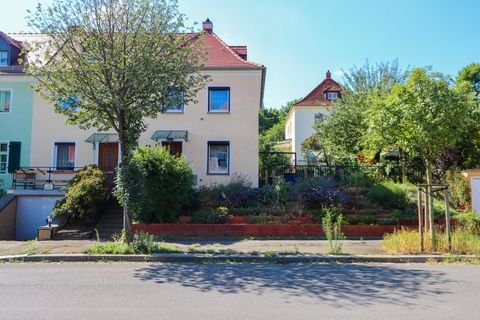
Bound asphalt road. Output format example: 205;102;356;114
0;262;479;320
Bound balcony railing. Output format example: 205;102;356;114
12;167;83;190
0;65;25;73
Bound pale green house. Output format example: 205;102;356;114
0;32;33;191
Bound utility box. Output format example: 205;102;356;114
461;170;480;215
37;226;55;241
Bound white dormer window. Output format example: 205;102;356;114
0;51;8;66
326;92;338;100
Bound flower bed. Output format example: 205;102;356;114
132;223;404;238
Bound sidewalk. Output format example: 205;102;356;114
0;239;384;256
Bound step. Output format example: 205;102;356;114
98;217;123;222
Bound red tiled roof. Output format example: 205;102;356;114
201;32;262;69
295;72;342;106
228;46;247;59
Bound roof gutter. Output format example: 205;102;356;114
259;66;266;109
201;66;264;71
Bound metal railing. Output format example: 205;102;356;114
12;167;84;190
261;164;423;186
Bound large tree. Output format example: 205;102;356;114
364;68;477;185
315;60;408;161
457;63;480;97
26;0;209;229
364;68;477;242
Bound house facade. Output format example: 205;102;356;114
284;71;341;164
9;19;265;189
0;33;33;191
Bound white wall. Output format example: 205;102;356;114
291;106;331;163
472;177;480;215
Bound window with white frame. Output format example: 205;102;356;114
207;142;229;174
165;91;184;113
208;87;230;112
326;92;338;100
54;142;75;170
0;51;7;66
0;90;11;113
0;142;8;174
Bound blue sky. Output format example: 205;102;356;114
1;0;479;108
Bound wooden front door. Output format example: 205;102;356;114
162;141;182;156
98;143;119;173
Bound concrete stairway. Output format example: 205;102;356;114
95;197;124;240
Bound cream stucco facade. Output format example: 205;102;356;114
30;69;263;187
284;105;332;164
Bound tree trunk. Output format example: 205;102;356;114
117;124;132;240
425;161;436;251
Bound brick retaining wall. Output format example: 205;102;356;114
132;223;403;238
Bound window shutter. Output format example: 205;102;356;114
7;142;21;173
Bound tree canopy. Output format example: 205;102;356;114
315;60;408;161
26;0;208;160
26;0;209;230
364;68;478;184
457;63;480;97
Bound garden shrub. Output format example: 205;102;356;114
345;214;376;225
199;175;255;208
53;165;105;222
229;207;262;216
454;210;480;234
343;171;375;188
258;179;291;208
132;231;156;254
248;214;272;224
366;182;411;210
86;231;180;254
446;169;471;209
191;207;229;224
117;146;194;223
291;177;345;208
321;206;345;254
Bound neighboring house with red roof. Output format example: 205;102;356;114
7;19;265;190
284;71;342;164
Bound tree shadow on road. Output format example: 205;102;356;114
133;263;452;308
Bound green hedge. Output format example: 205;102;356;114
118;146;194;223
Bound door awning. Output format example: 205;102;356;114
85;133;119;144
151;130;188;141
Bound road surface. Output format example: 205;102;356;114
0;262;479;319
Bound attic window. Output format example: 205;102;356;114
326;92;338;100
0;51;8;66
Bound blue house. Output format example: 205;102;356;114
0;32;33;191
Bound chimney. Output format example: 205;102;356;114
202;18;213;33
326;70;331;79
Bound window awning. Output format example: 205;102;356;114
151;130;188;141
85;133;119;144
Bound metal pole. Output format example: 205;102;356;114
417;187;424;252
429;185;436;252
444;188;452;252
424;186;429;233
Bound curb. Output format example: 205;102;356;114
0;253;477;264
